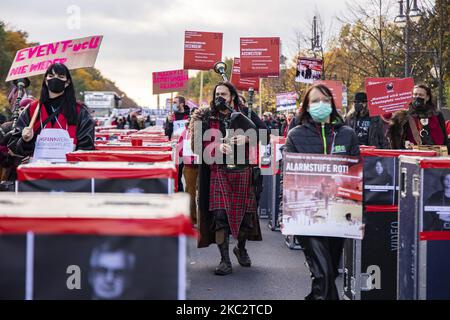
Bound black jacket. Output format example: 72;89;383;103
285;120;360;156
345;111;389;149
288;117;299;132
189;106;268;248
8;103;95;157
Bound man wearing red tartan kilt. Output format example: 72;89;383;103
190;82;269;275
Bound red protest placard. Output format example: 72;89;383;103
240;37;280;78
366;77;414;116
183;31;223;70
6;35;103;82
230;57;259;92
314;80;343;110
365;77;399;87
152;69;189;94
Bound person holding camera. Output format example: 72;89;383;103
189;81;268;276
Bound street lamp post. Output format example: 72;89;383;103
394;0;422;77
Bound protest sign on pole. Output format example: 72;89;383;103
183;31;223;70
314;80;344;110
6;35;103;82
152;70;189;94
295;57;323;84
365;77;399;86
165;98;172;111
230;57;259;91
366;77;414;116
240;37;280;78
276;92;297;111
282;153;363;239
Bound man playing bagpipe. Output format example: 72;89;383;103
190;81;269;275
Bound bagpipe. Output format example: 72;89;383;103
213;61;256;132
213;62;263;199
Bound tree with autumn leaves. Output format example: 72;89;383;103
0;21;137;114
181;0;448;114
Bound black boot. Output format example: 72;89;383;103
233;231;251;267
215;230;232;275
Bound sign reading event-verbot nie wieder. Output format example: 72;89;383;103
6;35;103;82
282;153;363;239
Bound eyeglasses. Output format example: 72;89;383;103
310;97;332;104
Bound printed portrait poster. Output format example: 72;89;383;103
0;235;181;299
7;35;103;81
295;57;323;84
366;77;414;116
422;169;450;233
183;31;223;70
282;153;363;239
363;156;398;205
230;57;259;91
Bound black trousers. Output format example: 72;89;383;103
177;163;184;192
298;236;344;300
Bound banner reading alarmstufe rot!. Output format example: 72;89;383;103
230;57;259;92
240;37;280;78
152;70;189;94
6;35;103;82
366;77;414;116
183;31;223;70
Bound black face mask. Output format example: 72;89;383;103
412;97;426;110
214;96;231;112
355;102;364;113
47;78;67;94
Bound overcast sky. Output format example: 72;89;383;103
1;0;383;107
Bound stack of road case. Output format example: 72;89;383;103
16;161;177;194
267;136;286;231
258;143;272;219
343;149;437;300
0;193;194;300
398;156;450;300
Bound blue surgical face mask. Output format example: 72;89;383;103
309;101;332;123
172;104;178;112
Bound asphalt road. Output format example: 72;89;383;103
186;219;344;300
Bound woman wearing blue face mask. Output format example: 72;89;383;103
285;84;360;300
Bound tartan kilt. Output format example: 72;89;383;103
209;165;257;238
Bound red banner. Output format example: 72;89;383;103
366;77;414;116
230;57;259;91
183;31;223;70
314;80;343;110
365;77;399;86
240;37;280;78
152;69;189;94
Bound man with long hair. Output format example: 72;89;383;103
189;81;268;275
